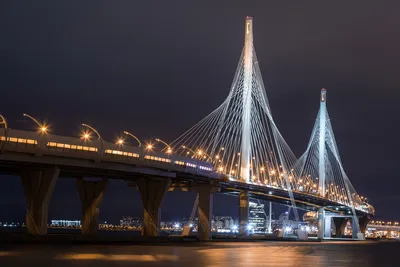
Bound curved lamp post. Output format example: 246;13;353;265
0;114;8;129
0;114;7;151
181;145;196;156
123;131;141;147
81;123;102;157
155;138;172;154
23;113;48;133
82;123;101;140
197;149;213;161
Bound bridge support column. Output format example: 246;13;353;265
358;215;370;235
239;190;249;236
352;215;368;240
76;179;108;235
333;217;348;237
192;186;220;241
21;166;59;235
352;217;360;239
137;178;171;237
324;215;332;238
317;208;325;240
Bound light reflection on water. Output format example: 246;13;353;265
0;241;398;266
198;246;368;267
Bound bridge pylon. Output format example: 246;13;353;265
296;89;367;240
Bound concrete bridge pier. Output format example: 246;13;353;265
351;216;367;240
358;215;370;236
317;207;326;239
333;217;348;237
21;166;59;235
76;178;108;235
136;178;171;237
192;186;220;241
239;190;249;236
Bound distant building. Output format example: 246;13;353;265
249;201;266;233
51;220;80;227
120;216;142;228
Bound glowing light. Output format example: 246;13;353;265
81;131;91;141
116;139;124;145
146;144;153;150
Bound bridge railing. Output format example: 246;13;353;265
0;128;220;178
0;128;373;213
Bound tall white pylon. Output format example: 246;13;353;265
294;89;364;210
170;17;298;189
240;17;253;182
319;89;327;197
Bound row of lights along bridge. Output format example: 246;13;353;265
0;112;371;204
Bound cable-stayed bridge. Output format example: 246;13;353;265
0;17;373;241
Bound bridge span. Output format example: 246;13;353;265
0;126;373;240
0;17;374;241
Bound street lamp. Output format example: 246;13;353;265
0;114;7;129
82;123;101;140
23;113;48;134
145;143;153;151
155;138;172;154
116;138;124;146
81;132;91;141
123;131;141;147
181;145;196;156
197;149;213;161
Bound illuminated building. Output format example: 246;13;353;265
249;201;266;233
51;220;81;227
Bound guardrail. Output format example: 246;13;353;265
0;128;374;215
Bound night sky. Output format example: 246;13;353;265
1;1;399;223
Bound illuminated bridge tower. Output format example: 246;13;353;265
318;89;327;197
170;17;298;237
295;89;367;240
240;16;253;182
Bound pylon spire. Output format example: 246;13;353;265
319;88;327;197
240;16;254;182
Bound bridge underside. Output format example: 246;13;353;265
0;155;371;240
0;157;369;217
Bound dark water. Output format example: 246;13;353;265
0;241;399;267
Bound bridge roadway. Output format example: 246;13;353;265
0;128;373;240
